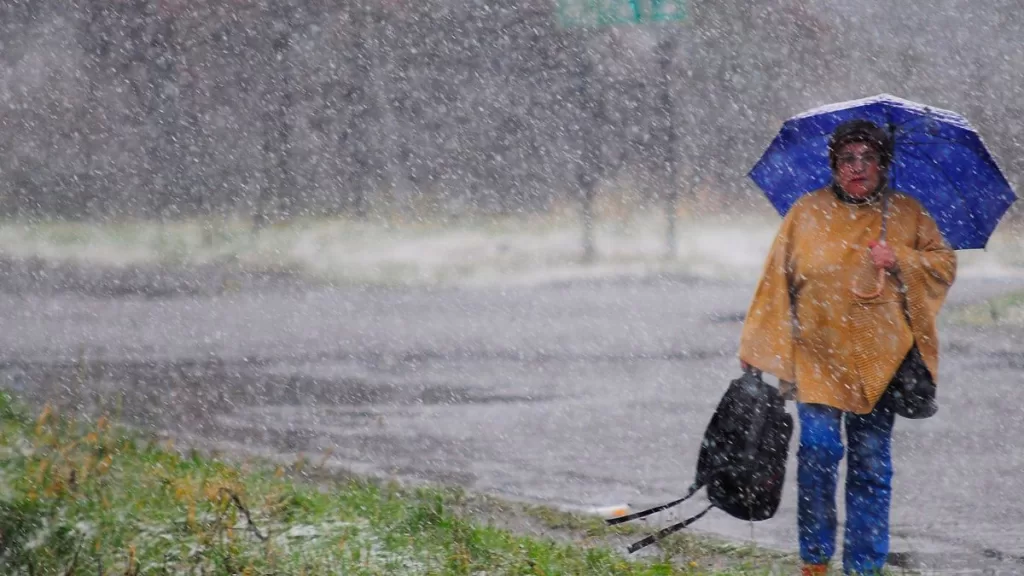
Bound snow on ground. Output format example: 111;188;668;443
0;211;1022;288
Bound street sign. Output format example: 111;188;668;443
556;0;686;28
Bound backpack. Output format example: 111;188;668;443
607;369;794;553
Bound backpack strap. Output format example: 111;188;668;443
744;385;771;461
604;481;702;526
625;504;715;553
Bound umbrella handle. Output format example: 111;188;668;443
854;206;890;300
852;268;887;299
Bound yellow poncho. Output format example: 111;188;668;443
739;188;957;414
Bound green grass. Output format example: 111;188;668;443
946;289;1024;326
0;392;798;575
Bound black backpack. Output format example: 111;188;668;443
607;369;794;553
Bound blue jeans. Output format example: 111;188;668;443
798;399;895;575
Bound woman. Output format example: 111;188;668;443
738;119;957;575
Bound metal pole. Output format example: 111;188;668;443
658;37;679;259
576;36;599;264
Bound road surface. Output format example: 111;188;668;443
1;266;1022;573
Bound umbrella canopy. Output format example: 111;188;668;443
749;93;1017;250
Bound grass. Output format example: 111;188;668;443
0;391;799;575
0;211;781;287
945;289;1024;326
2;211;1022;290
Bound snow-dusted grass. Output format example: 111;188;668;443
0;392;798;575
0;210;780;286
0;210;1021;287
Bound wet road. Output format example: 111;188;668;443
2;271;1024;573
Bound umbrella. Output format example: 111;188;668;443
748;93;1017;252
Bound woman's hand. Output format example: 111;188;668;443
868;240;897;271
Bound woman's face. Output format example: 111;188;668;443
834;142;883;198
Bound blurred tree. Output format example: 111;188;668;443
3;0;1023;228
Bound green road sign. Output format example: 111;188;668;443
556;0;686;28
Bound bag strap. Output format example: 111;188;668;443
625;504;715;553
607;371;765;528
604;481;702;526
743;373;771;461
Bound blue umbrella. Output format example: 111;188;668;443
748;93;1017;251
